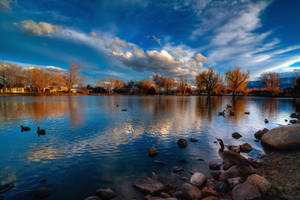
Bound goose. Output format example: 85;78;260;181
218;110;225;116
37;127;46;135
216;138;256;168
21;125;31;132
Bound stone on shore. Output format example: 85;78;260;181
240;143;252;153
202;196;219;200
172;166;184;173
227;145;241;153
190;172;206;187
210;171;221;180
246;174;271;193
227;177;243;189
95;188;116;200
290;113;300;119
149;146;157;157
177;139;187;148
208;160;222;170
34;187;51;199
232;182;261;200
180;183;202;200
232;132;242;139
134;178;165;194
261;125;300;150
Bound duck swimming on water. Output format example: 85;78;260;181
21;125;31;132
37;127;46;135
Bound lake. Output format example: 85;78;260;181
0;96;299;200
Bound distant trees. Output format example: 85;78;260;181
137;79;156;94
225;67;249;96
152;74;176;94
260;72;281;95
177;76;191;95
195;68;222;96
64;62;83;93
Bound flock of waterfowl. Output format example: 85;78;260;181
20;125;46;136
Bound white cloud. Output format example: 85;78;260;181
115;37;128;47
16;20;60;35
152;35;161;46
45;66;64;71
89;32;97;37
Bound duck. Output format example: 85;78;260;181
37;127;46;135
244;112;250;115
229;110;235;116
264;119;269;123
218;110;225;116
21;125;31;132
216;138;256;168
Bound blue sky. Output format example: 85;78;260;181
0;0;300;82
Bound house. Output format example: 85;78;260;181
0;84;26;93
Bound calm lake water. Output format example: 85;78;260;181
0;96;299;200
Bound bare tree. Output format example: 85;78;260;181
64;62;83;93
177;76;191;95
260;72;281;95
137;79;156;94
225;67;249;96
195;68;222;96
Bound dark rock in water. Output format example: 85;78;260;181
180;183;202;200
261;125;300;150
34;187;51;199
153;160;165;165
39;179;47;183
134;178;165;194
209;160;222;170
214;181;230;193
172;166;184;173
223;161;233;170
149;146;157;157
232;182;261;200
190;138;198;142
264;119;269;123
211;171;221;180
227;177;243;189
95;188;116;200
244;112;250;115
246;174;271;193
0;183;14;194
190;172;206;187
160;192;171;198
121;108;127;112
200;187;219;198
232;132;242;139
290;119;297;124
85;196;100;200
197;158;205;161
254;128;269;140
177;139;187;148
290;113;300;119
240;143;252;153
179;159;186;163
228;145;240;153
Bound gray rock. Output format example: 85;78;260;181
254;128;269;140
190;172;206;187
261;125;300;149
160;192;171;198
209;160;222;170
172;166;184;173
210;171;221;180
34;187;51;199
149;146;157;157
246;174;271;193
95;188;116;200
180;183;202;200
232;132;242;139
84;196;100;200
134;178;165;194
232;182;261;200
240;143;252;153
177;139;188;148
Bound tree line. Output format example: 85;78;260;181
0;61;299;96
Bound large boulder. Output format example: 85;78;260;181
261;125;300;150
190;172;206;187
232;182;261;200
180;183;202;200
246;174;271;193
254;128;269;140
134;178;165;195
